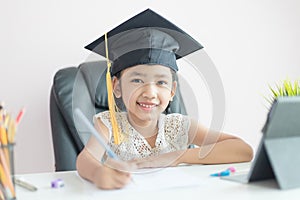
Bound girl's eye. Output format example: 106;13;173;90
157;80;168;86
131;79;143;83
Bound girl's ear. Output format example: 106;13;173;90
112;77;122;98
170;81;177;101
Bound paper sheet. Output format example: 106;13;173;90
77;166;204;198
122;167;203;191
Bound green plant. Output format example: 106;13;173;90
265;79;300;105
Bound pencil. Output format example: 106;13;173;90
74;108;118;159
15;178;38;192
74;108;137;183
0;186;5;200
7;119;16;144
0;103;17;198
16;107;25;125
0;126;10;170
0;159;15;198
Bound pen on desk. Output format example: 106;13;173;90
210;167;236;177
210;170;230;177
15;178;38;192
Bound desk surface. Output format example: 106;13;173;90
15;163;300;200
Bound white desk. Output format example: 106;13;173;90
15;163;300;200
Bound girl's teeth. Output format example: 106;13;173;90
139;103;155;108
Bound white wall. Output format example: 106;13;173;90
1;0;300;174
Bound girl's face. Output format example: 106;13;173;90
113;64;177;125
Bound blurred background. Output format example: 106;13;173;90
1;0;299;173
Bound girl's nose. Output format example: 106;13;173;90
141;83;158;99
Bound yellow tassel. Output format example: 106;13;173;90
105;33;120;144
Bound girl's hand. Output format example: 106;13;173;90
93;159;136;190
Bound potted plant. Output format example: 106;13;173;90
265;79;300;106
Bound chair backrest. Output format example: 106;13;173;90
50;60;187;171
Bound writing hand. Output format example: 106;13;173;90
93;159;136;190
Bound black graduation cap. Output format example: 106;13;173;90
85;8;203;76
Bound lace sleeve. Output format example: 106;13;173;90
164;113;190;150
94;111;112;139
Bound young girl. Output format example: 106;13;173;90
76;9;253;190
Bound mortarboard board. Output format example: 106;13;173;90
84;9;203;145
85;8;203;76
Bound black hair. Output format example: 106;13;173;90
114;67;177;81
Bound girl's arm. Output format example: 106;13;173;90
181;118;254;164
178;137;253;165
134;118;253;168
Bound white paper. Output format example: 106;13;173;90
123;167;203;191
78;166;204;198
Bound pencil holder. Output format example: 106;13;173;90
0;143;16;200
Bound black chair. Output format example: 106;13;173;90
50;61;187;171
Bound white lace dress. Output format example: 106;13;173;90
94;111;191;161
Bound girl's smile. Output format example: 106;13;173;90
137;101;159;111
